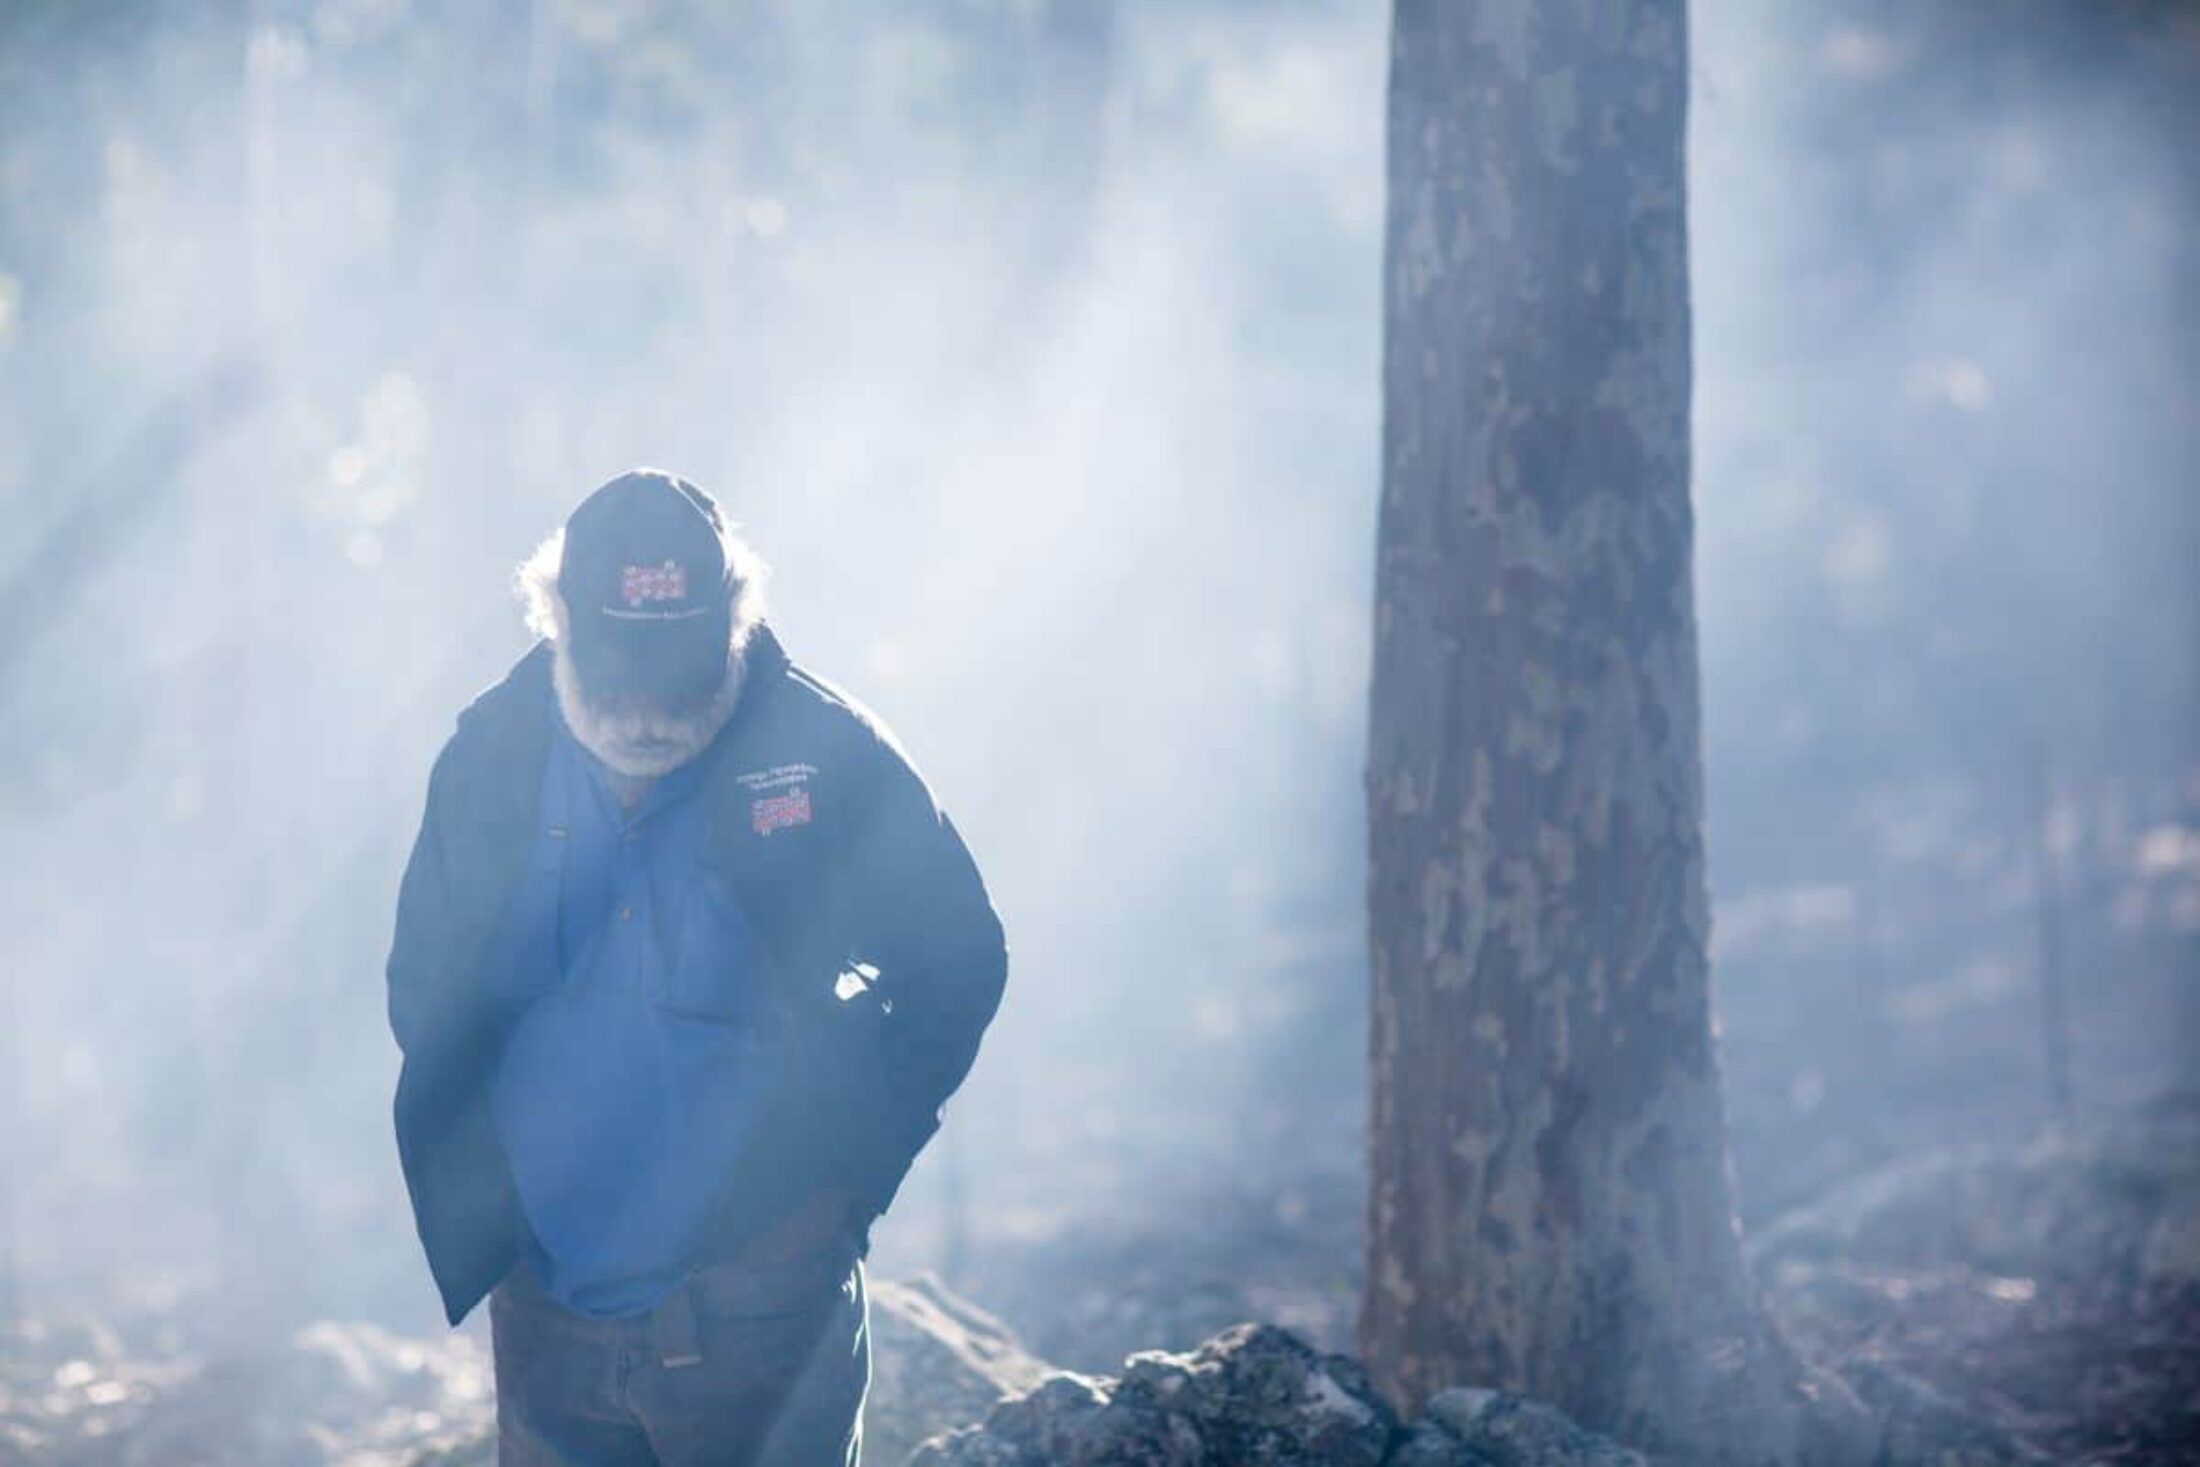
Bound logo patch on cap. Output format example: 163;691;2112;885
620;560;688;607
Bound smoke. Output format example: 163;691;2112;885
0;0;2189;1343
0;0;1388;1335
1689;1;2200;1213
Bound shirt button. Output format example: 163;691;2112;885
619;905;633;922
623;829;639;843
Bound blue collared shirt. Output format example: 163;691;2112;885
487;708;775;1316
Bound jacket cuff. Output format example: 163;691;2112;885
848;1093;941;1223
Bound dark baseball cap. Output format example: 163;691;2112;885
559;469;734;705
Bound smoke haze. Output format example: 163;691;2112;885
0;0;2190;1370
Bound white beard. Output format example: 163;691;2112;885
550;637;747;777
515;510;771;778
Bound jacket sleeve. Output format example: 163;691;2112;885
387;732;468;1060
836;727;1008;1221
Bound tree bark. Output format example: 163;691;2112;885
1363;4;1855;1460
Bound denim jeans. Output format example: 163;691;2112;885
489;1241;868;1466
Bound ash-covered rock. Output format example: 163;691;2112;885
911;1371;1205;1465
912;1324;1396;1465
1114;1324;1396;1465
1386;1423;1497;1467
865;1272;1056;1466
909;1322;1647;1467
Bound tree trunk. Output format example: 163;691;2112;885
1363;4;1854;1460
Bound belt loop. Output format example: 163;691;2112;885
652;1274;704;1369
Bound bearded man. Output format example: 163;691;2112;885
385;468;1007;1465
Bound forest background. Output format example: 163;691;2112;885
0;0;2192;1451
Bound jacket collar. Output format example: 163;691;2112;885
742;620;790;687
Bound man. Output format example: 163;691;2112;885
385;468;1007;1465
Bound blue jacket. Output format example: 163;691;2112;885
386;624;1008;1325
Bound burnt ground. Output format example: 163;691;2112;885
1796;1267;2200;1462
944;1100;2200;1463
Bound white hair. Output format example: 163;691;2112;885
512;516;773;777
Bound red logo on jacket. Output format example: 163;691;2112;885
751;788;813;836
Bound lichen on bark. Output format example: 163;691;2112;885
1365;2;1864;1462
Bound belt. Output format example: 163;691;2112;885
652;1235;858;1368
649;1279;706;1369
495;1206;860;1369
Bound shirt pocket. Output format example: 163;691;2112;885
656;866;771;1026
